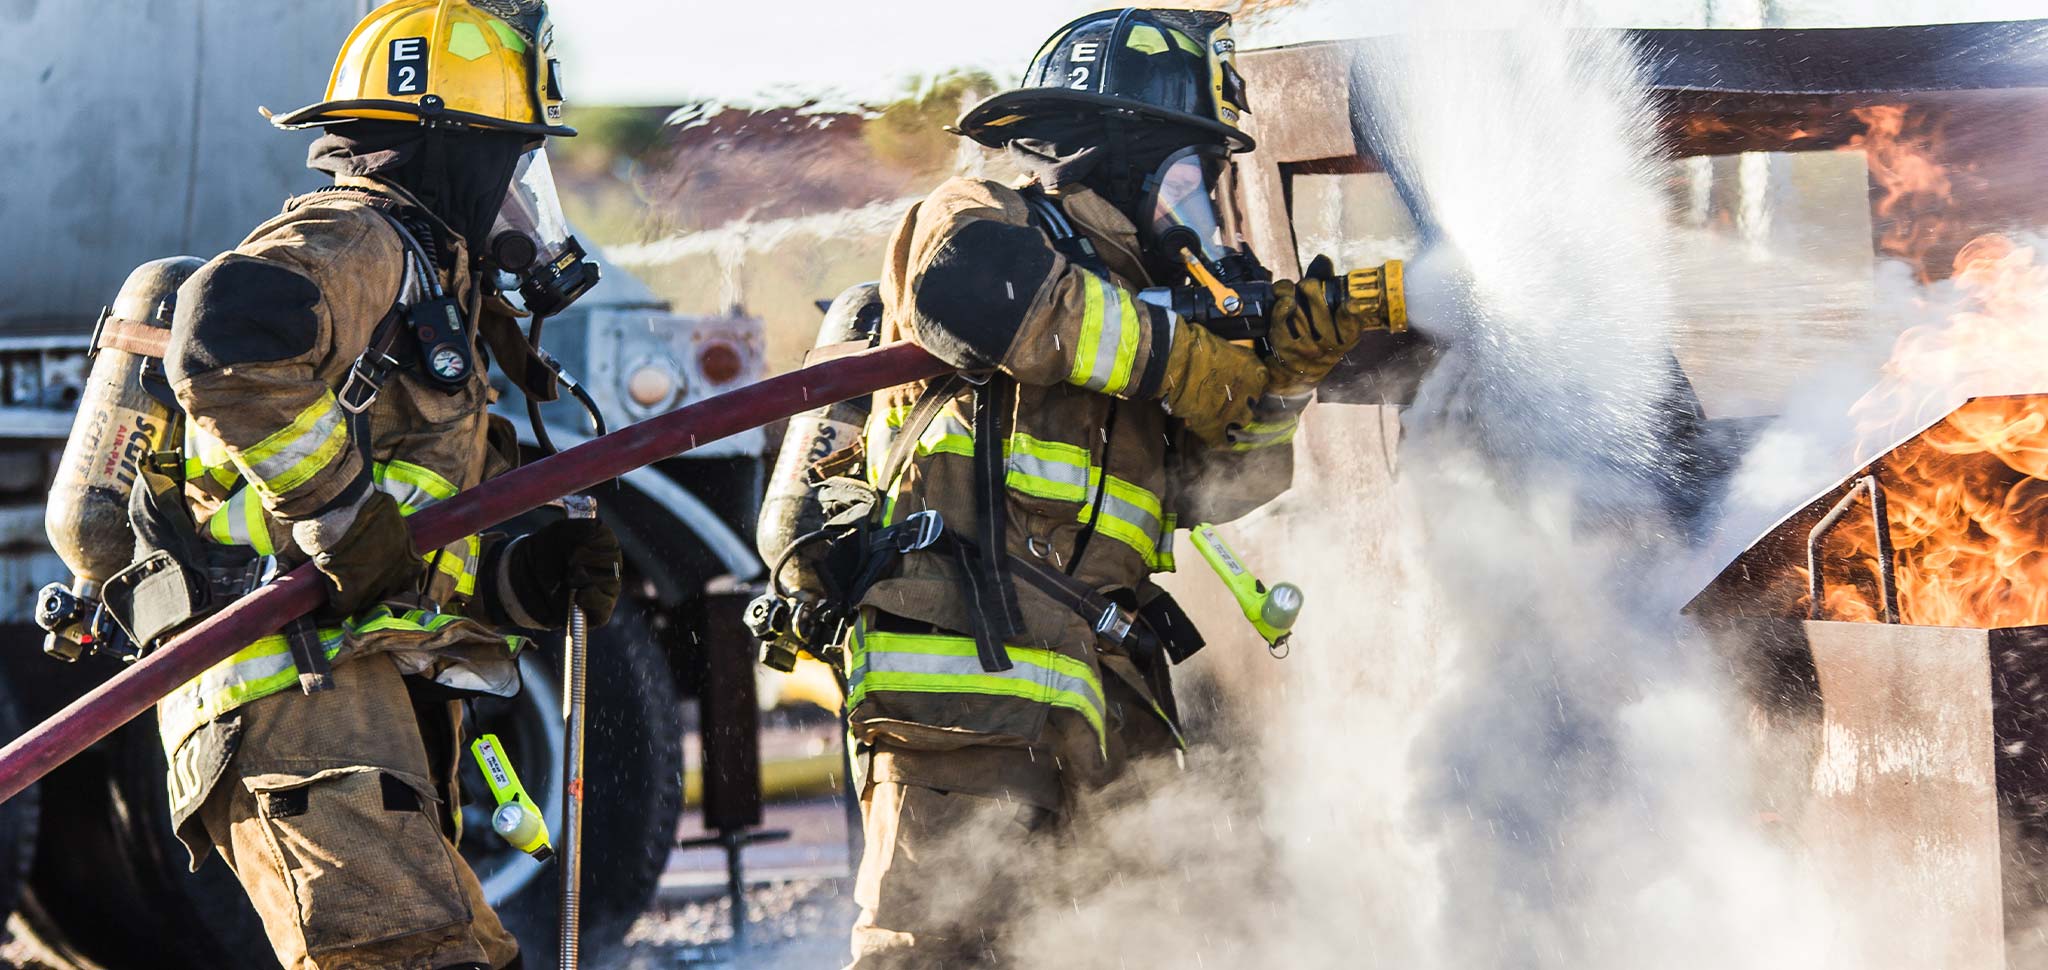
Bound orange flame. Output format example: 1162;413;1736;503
1842;105;1957;283
1812;238;2048;628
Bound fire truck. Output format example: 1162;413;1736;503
0;4;767;967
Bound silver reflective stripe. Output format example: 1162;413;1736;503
1008;448;1091;493
848;645;1106;716
1100;489;1164;548
242;396;347;495
1082;274;1126;393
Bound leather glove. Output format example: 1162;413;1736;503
1157;324;1271;444
306;490;424;616
1267;255;1368;390
506;518;623;628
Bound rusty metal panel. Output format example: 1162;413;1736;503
1802;620;2004;970
1236;43;1357;164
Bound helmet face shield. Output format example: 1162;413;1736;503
1143;145;1233;265
490;147;599;316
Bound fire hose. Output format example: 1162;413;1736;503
0;341;950;807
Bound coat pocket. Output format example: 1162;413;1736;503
244;768;471;955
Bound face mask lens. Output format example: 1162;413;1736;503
1147;147;1229;264
493;148;573;273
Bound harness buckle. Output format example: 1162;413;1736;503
338;351;398;414
1095;604;1135;644
895;510;945;554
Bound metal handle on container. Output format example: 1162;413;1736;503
1805;474;1900;623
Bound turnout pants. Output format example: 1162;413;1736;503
194;653;520;970
846;673;1179;969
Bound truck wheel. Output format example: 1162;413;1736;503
14;712;272;970
460;600;685;969
13;602;682;970
0;684;39;936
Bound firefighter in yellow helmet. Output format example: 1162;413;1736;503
786;8;1403;967
148;2;617;967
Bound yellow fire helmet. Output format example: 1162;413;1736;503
957;8;1252;153
272;0;574;137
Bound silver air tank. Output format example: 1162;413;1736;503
40;257;202;657
755;282;883;592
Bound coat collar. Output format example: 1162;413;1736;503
1031;180;1154;287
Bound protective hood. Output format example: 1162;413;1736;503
1005;113;1209;221
308;120;529;251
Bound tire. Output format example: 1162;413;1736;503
0;683;40;942
463;600;686;969
15;602;684;970
14;711;271;970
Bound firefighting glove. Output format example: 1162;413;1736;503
505;518;623;629
303;490;424;617
1158;324;1271;444
1267;256;1368;391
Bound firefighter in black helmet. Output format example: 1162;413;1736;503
816;9;1401;967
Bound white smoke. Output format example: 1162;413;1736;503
992;3;1860;969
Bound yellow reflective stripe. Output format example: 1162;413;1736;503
186;424;240;489
243;488;275;556
1230;415;1300;452
207;500;236;545
431;535;481;597
241;394;349;498
374;459;460;515
1103;287;1140;396
1069;274;1108;389
849;629;1106;753
891;420;1174;568
200;488;277;557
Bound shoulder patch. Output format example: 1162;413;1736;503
167;255;323;383
912;219;1056;368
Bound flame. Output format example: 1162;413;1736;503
1811;237;2048;628
1842;104;1957;283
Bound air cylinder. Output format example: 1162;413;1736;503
45;257;201;603
755;282;882;593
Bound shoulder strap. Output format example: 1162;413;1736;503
1018;184;1113;278
873;373;965;498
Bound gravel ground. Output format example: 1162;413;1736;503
620;878;855;969
0;881;857;970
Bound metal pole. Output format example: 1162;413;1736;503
558;495;596;970
0;341;949;806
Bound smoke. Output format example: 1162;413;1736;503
982;3;1854;969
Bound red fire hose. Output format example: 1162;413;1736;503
0;342;949;806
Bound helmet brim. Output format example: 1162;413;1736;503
272;99;577;138
955;88;1254;154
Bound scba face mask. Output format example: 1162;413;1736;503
489;147;600;317
1138;144;1265;290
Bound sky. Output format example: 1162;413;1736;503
548;0;2048;107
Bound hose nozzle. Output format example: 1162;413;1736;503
1341;260;1407;333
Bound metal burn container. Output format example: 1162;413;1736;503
1691;395;2048;969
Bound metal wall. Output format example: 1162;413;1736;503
0;0;371;334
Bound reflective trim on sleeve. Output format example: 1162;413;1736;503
1067;273;1141;397
239;392;350;500
373;459;460;514
201;487;278;557
185;423;241;490
1228;415;1301;452
847;627;1106;754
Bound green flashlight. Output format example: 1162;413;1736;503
1188;522;1303;655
